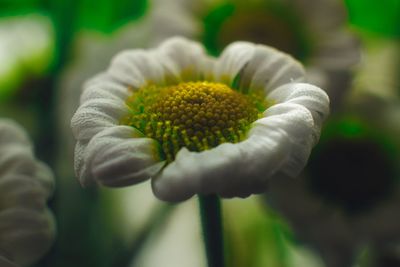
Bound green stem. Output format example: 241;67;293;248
198;194;225;267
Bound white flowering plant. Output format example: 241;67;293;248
0;119;55;267
8;0;400;266
70;35;329;267
71;37;329;202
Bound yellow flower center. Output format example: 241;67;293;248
123;81;267;161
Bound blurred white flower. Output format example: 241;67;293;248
0;119;55;267
150;0;360;110
267;109;400;267
71;37;329;202
0;14;55;99
350;37;400;101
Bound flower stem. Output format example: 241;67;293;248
198;194;225;267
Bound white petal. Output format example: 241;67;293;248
157;36;211;82
267;83;330;144
0;119;55;266
152;133;290;202
152;101;316;202
108;49;166;88
74;140;92;186
0;208;55;266
84;126;165;187
258;103;315;177
0;145;36;177
241;45;305;93
0;119;30;146
213;41;255;86
70;97;128;141
0;173;48;210
80;72;130;103
214;42;305;93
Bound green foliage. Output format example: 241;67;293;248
74;0;147;33
344;0;400;37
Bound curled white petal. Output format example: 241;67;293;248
0;145;36;176
80;72;130;103
242;46;306;92
0;120;30;146
157;36;212;82
0;173;49;210
0;208;55;266
74;140;91;186
267;83;330;144
108;49;166;88
70;71;131;186
71;97;128;141
259;103;315;177
213;41;255;84
152;101;315;202
83;126;165;187
214;42;305;93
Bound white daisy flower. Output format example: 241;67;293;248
267;108;400;267
0;119;55;267
71;37;329;202
150;0;359;110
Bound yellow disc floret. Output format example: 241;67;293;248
123;81;268;161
